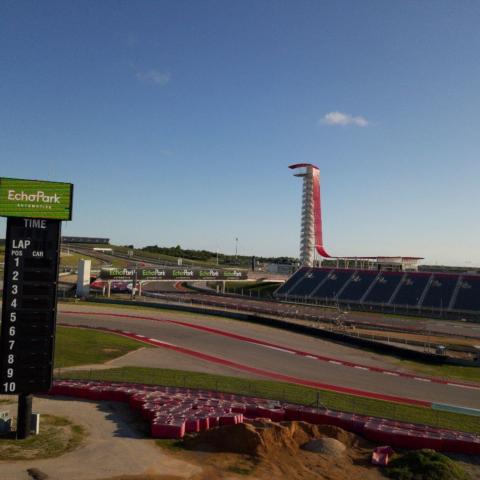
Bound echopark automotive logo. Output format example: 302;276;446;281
7;189;61;211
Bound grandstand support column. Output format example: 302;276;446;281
448;275;463;310
417;274;434;307
388;273;406;305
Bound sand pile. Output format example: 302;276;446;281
182;420;386;479
302;437;346;457
184;420;359;458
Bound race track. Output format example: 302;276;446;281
57;304;480;409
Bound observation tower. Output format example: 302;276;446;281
289;163;322;266
289;163;423;271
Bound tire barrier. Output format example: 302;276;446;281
48;380;480;453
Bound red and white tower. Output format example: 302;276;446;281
289;163;423;270
289;163;329;266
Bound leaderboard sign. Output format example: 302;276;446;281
100;267;248;281
0;178;73;394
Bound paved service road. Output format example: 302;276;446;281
58;304;480;409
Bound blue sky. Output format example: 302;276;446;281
1;1;479;265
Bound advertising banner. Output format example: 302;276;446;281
99;267;248;281
0;178;73;220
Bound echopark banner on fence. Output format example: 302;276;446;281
99;267;248;281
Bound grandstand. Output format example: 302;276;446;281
62;236;110;244
278;164;480;317
275;267;480;317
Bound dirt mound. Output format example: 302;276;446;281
182;420;385;479
184;420;360;457
302;437;347;457
184;422;263;455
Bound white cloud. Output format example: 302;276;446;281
321;111;369;127
136;69;170;86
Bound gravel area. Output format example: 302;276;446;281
0;396;200;480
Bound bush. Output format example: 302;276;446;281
386;449;470;480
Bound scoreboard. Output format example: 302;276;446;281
0;218;61;394
0;177;72;403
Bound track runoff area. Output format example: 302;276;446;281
58;303;480;413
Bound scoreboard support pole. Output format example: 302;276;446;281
17;393;33;439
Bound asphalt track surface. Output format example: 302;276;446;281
57;304;480;409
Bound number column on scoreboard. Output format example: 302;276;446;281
0;218;61;394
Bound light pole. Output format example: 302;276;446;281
235;237;238;262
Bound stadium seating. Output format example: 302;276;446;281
275;268;480;316
363;272;403;304
288;268;332;298
391;273;431;307
453;275;480;312
421;274;458;309
337;270;378;302
310;269;355;300
274;267;309;296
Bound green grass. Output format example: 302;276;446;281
54;326;144;368
111;244;220;267
0;414;86;460
393;359;480;383
55;366;480;434
224;281;281;298
59;298;208;319
60;251;105;269
386;449;471;480
155;438;185;451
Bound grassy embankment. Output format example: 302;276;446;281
110;244;220;267
54;326;144;368
393;359;480;383
223;280;281;298
0;415;86;460
59;251;105;269
60;248;129;269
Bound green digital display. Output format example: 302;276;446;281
0;178;73;220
